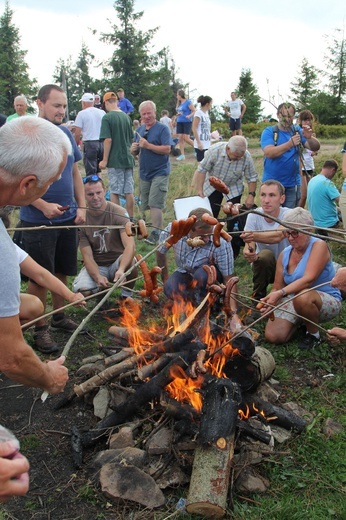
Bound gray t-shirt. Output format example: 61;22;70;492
0;220;20;317
244;206;290;259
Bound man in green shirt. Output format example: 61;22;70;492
6;95;29;122
99;91;135;218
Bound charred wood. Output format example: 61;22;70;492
242;397;306;433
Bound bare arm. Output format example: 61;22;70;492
138;137;170;155
72;162;86;224
156;251;169;283
99;138;112;169
114;232;136;282
80;245;109;289
192;116;202;149
240;103;246;118
71;126;82;144
187;103;196;119
20;256;84;305
195;170;207;198
0;316;68;394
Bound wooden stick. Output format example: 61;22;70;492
209;281;333;359
40;239;168;402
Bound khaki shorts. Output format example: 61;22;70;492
140;175;169;211
274;291;341;324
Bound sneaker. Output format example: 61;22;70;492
144;231;159;245
33;326;59;354
299;333;321;350
51;316;79;332
176;155;185;161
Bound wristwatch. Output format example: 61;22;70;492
248;191;256;197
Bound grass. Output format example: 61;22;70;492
4;138;346;519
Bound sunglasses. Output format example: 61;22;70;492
82;175;102;184
283;230;300;238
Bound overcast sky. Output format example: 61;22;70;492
5;0;346;116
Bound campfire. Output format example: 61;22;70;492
68;276;307;518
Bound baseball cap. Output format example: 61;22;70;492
80;93;94;102
117;88;124;92
103;91;118;102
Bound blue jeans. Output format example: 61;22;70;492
283;186;301;209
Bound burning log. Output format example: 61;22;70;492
80;350;201;449
186;378;242;518
74;330;196;397
241;397;307;433
223;346;276;392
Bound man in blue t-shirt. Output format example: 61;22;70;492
131;100;171;245
307;159;340;234
20;84;86;353
117;88;134;115
261;102;320;208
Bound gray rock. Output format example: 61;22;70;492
109;426;134;449
282;401;314;424
235;467;270;494
89;448;147;482
93;386;111;419
323;418;343;438
100;463;165;508
270;424;292;443
146;427;173;455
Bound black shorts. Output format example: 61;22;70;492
21;218;78;277
229;118;241;131
176;121;192;135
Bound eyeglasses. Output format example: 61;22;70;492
82;175;102;184
283;230;300;238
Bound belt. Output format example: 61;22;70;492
83;140;101;143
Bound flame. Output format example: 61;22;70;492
238;403;267;421
166;365;203;412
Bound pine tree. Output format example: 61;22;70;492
290;57;319;110
236;69;262;123
100;0;157;109
0;1;37;115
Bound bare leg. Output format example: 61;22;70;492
110;193;120;205
178;134;185;156
51;273;68;315
20;294;44;329
27;281;48;327
150;207;163;234
125;193;135;218
293;291;322;335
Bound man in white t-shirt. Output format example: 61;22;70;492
224;92;246;136
72;93;106;175
241;180;289;300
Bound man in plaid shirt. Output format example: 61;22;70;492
195;135;258;258
156;208;234;305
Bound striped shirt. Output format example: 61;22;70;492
197;142;258;198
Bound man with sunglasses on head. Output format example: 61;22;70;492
19;84;86;354
241;180;289;307
72;175;137;301
261;102;320;209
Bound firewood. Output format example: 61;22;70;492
241;397;306;433
186;378;242;518
80;352;200;449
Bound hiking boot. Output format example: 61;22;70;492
33;326;59;354
144;230;160;245
51;316;79;332
299;333;321;350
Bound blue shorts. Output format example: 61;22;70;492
177;122;192;135
108;168;134;195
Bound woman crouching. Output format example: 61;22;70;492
260;208;341;350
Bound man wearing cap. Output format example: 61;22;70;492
72;93;106;176
99;92;135;218
117;89;134;115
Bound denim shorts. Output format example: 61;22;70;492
177;122;192;135
108;168;134;195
